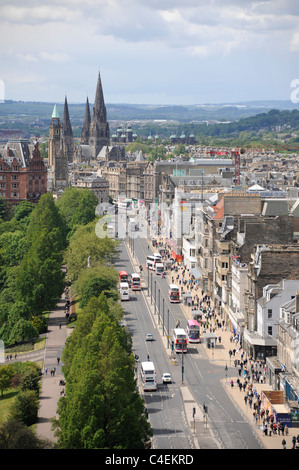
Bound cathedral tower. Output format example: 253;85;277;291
88;71;110;158
62;95;74;163
81;96;91;145
48;104;61;169
48;104;68;190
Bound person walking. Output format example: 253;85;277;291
282;438;286;449
292;435;297;449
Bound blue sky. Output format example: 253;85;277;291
1;0;299;105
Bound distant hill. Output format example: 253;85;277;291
0;100;298;142
1;99;298;123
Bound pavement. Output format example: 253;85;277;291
35;290;70;444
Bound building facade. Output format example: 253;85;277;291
0;139;47;204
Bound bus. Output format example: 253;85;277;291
131;273;141;290
146;256;157;271
140;361;157;391
187;319;200;343
119;282;130;301
169;284;180;303
173;328;188;353
155;263;164;275
152;252;162;262
119;271;129;282
129;218;137;232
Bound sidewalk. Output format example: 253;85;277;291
35;287;70;444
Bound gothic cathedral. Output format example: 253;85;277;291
48;70;110;191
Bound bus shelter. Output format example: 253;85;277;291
203;332;217;349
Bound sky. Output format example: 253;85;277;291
1;0;299;105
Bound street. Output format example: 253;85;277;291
114;229;263;449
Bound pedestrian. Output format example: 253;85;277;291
57;357;60;365
45;367;48;375
282;438;286;449
285;424;289;436
292;436;297;449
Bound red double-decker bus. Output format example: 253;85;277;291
119;271;129;282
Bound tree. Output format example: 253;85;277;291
9;389;39;426
64;221;118;282
0;365;14;397
0;420;52;449
14;201;35;222
26;192;66;249
56;187;98;233
56;296;152;449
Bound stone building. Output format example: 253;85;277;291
0;139;47;204
243;245;299;357
76;176;109;203
48;104;69;191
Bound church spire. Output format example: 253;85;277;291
92;71;107;123
81;96;91;145
62;96;73;137
62;95;74;163
89;70;110;157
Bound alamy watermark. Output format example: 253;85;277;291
95;200;195;241
0;80;4;103
290;79;299;104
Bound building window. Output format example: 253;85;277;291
268;326;273;336
268;309;272;319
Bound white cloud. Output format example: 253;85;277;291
0;0;298;103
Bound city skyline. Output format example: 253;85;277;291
1;0;299;105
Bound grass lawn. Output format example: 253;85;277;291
0;388;18;423
5;337;46;356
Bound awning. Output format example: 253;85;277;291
190;267;202;279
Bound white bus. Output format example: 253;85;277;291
131;273;141;291
140;361;157;391
155;263;164;275
146;255;156;271
129;218;137;232
152;252;162;262
119;282;130;301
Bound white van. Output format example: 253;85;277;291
119;282;130;301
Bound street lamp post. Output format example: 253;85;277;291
162;298;165;335
151;272;153;305
167;308;170;348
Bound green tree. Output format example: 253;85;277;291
9;389;39;426
20;368;41;395
0;365;14;397
56;187;98;234
0;420;53;449
56;297;152;449
64;221;118;282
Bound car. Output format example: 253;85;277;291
145;333;153;341
162;373;172;383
